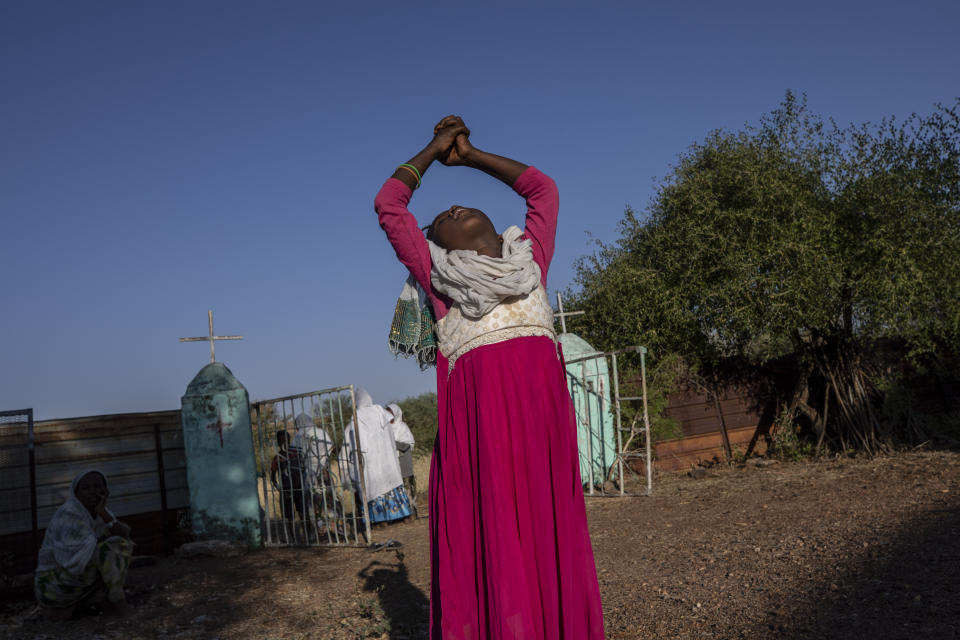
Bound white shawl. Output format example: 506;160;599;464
36;469;116;574
387;404;415;449
428;225;541;319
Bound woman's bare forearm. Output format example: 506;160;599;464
389;118;471;190
461;146;529;187
390;144;440;191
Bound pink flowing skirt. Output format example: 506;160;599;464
429;336;605;639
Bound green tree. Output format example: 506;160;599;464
393;391;438;455
568;92;960;453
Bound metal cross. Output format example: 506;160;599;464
179;310;243;363
553;292;585;334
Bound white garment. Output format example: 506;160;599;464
36;469;116;574
428;225;542;319
343;388;404;501
386;404;415;449
293;413;334;482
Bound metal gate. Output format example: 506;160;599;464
251;386;371;547
0;409;38;578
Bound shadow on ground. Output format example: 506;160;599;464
1;545;342;639
761;503;960;639
358;549;430;639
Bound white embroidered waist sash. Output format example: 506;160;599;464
436;285;557;372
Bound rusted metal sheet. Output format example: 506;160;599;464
0;507;191;576
652;426;765;471
661;387;763;439
653;385;766;470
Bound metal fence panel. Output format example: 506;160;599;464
252;385;371;547
0;409;37;578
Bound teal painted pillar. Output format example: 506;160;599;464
180;362;261;547
560;333;617;486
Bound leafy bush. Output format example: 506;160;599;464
393;392;438;456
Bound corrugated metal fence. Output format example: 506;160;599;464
0;410;189;577
650;373;960;471
653;388;766;471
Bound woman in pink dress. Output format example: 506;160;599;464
375;116;604;639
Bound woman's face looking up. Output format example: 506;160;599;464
430;206;501;257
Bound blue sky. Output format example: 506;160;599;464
2;1;957;420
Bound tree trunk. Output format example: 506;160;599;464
714;394;734;460
710;377;733;460
808;338;881;455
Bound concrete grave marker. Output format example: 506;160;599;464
179;314;260;547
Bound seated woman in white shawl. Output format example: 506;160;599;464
34;470;135;619
343;388;413;524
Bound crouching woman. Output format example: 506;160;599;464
34;470;135;619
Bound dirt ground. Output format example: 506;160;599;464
2;449;958;640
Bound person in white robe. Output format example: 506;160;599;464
343;388;413;523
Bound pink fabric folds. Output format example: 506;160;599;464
429;336;605;639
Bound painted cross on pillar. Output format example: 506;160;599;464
206;415;232;448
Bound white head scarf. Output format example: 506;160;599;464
386;403;415;448
428;225;542;319
36;469;116;574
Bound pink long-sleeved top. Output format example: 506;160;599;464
374;167;559;321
